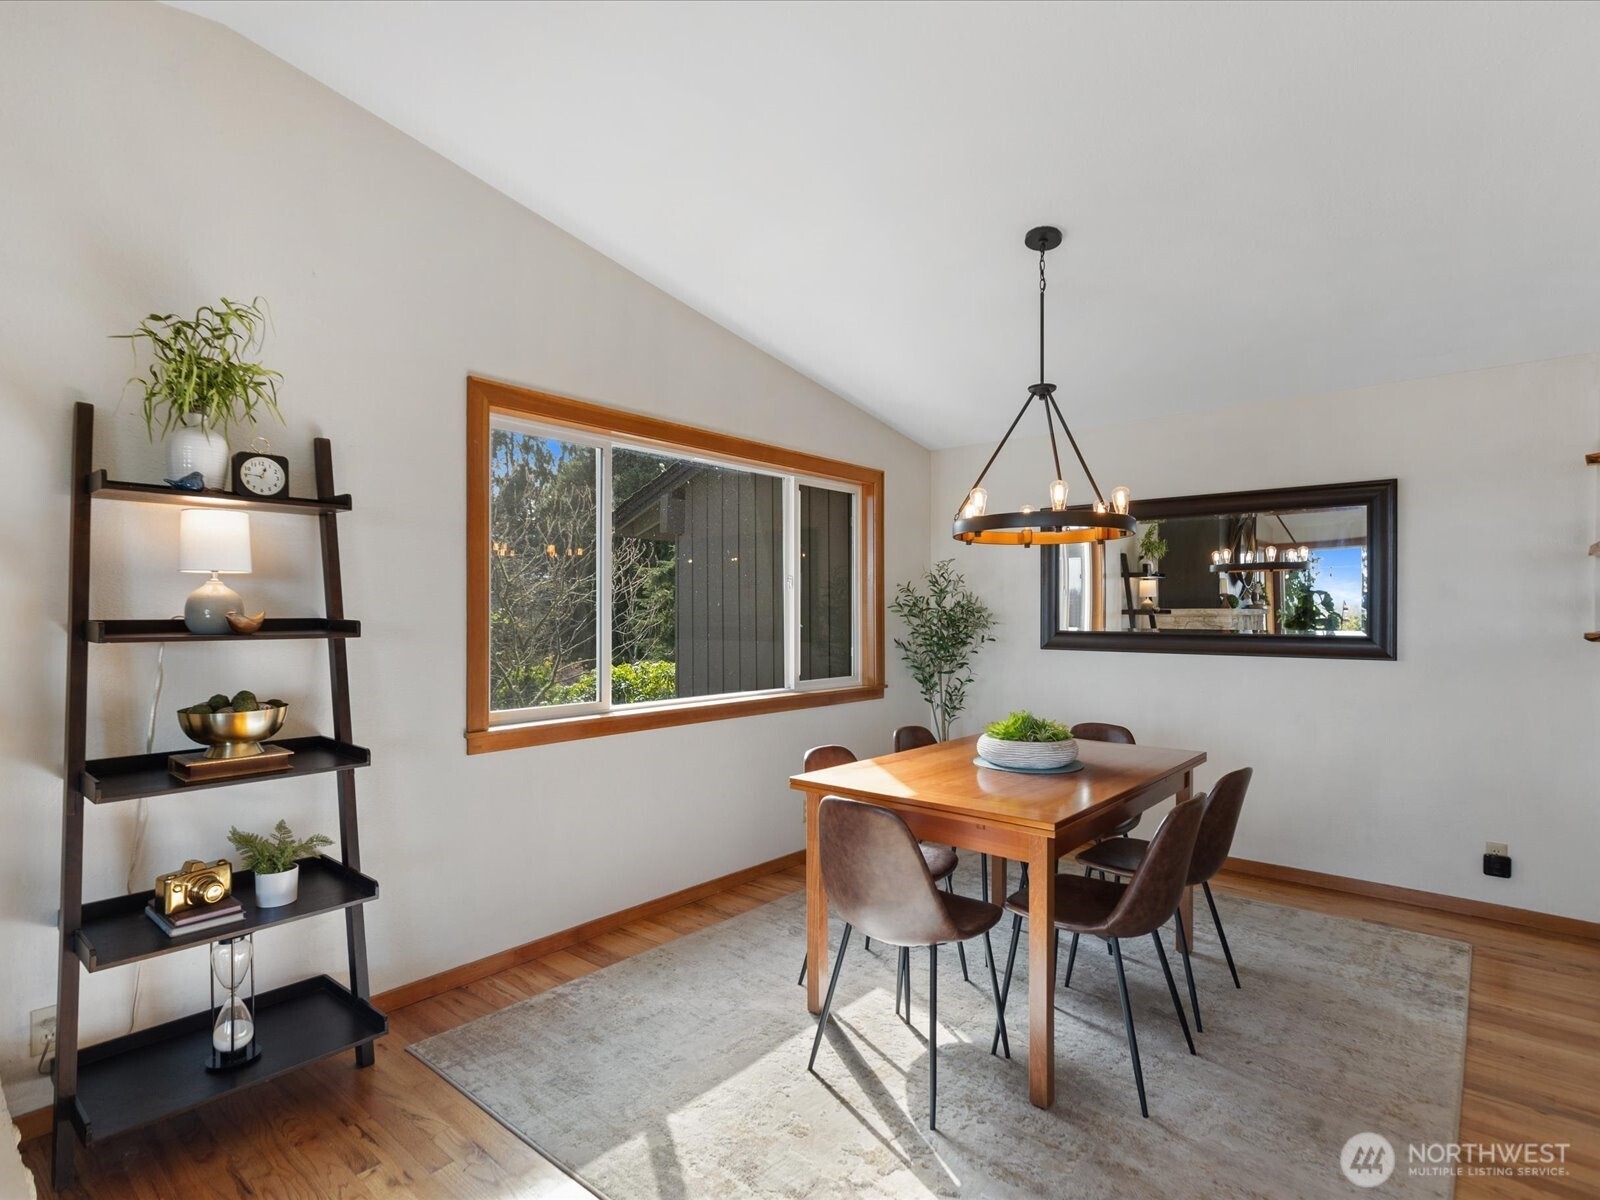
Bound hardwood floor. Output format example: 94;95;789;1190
22;864;1599;1199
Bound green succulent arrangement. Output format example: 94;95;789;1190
182;690;286;716
984;710;1073;743
114;297;283;440
227;820;333;876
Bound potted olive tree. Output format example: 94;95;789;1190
888;559;996;741
115;297;283;488
228;820;332;908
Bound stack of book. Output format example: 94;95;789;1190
145;896;245;937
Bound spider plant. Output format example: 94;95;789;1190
114;297;283;439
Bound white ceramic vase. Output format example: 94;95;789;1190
253;865;299;909
976;734;1080;770
167;417;230;489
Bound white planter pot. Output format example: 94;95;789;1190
976;734;1080;771
253;865;299;908
167;419;230;489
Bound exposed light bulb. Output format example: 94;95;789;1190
1093;500;1107;514
1211;550;1221;565
1049;479;1068;511
1298;545;1309;562
1110;486;1131;515
962;486;988;518
1266;545;1278;561
1019;504;1037;514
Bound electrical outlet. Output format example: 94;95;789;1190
1485;842;1508;858
30;1006;56;1057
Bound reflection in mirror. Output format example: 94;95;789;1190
1043;480;1396;659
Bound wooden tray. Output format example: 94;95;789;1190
168;744;295;783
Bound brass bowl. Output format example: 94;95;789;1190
177;705;287;760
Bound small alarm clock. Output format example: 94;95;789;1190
231;449;290;499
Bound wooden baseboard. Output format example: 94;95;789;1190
1221;856;1600;942
12;1102;50;1143
371;849;805;1012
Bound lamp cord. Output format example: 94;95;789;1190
125;637;170;1032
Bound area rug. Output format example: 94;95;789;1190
410;865;1469;1199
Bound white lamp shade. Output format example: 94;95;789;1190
179;509;252;574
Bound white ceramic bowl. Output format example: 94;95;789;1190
976;734;1080;771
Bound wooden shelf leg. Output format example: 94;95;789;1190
53;403;95;1190
316;437;376;1067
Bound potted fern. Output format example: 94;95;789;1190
977;710;1078;771
115;297;283;489
888;560;996;741
228;820;332;908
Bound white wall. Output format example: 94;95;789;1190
934;354;1600;923
0;1;931;1107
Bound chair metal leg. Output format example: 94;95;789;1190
864;936;872;952
983;929;1009;1059
928;943;939;1130
807;923;853;1073
1174;913;1202;1032
895;945;907;1020
1110;938;1149;1118
1151;931;1196;1055
1203;881;1241;988
798;953;807;987
991;912;1023;1055
1063;931;1080;988
901;946;914;1024
942;874;970;981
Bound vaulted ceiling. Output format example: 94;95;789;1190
174;1;1600;448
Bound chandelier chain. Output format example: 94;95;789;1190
1038;250;1047;385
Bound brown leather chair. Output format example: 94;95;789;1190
807;796;1008;1130
998;799;1204;1118
891;724;996;916
891;724;938;753
1075;767;1252;1032
797;745;964;986
1073;721;1141;841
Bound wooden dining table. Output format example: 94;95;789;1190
790;734;1206;1109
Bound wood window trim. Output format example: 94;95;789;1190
466;375;886;753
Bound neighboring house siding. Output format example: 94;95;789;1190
801;484;854;680
675;471;784;697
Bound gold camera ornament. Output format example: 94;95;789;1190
154;859;233;915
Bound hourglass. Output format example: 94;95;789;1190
207;936;261;1071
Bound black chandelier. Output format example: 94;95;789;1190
952;226;1136;547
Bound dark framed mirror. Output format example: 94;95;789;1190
1040;479;1397;659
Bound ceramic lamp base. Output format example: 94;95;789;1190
185;573;243;634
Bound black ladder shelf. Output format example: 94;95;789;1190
52;402;384;1190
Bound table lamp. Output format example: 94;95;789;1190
179;509;252;633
